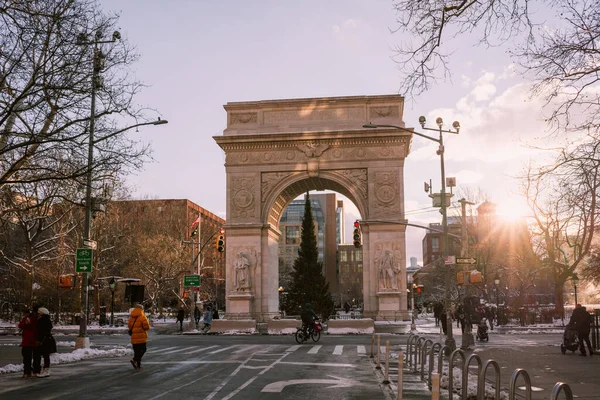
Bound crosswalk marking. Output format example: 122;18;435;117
286;345;302;353
357;345;366;356
187;345;219;354
147;346;178;354
333;345;343;355
234;345;259;353
161;346;198;354
210;345;238;354
308;345;321;354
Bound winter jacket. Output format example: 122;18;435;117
570;306;592;334
128;308;150;344
203;310;213;325
36;315;57;354
18;313;38;347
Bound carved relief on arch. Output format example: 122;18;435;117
330;169;368;201
261;172;294;203
371;170;401;217
229;246;258;294
230;176;258;222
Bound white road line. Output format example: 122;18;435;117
279;361;356;368
308;345;321;354
286;345;302;353
233;344;259;353
187;345;218;354
357;345;366;355
332;345;343;355
148;367;223;400
147;346;178;354
161;346;198;354
209;345;238;354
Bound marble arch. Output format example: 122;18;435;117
214;95;413;323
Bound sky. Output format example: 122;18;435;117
98;0;558;266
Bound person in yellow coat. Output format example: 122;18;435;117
128;304;150;369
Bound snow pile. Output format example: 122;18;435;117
327;327;375;334
0;346;132;375
268;328;297;335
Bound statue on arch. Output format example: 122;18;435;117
378;249;399;291
234;252;250;291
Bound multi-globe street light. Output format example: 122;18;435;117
572;273;579;305
363;116;460;351
76;30;168;347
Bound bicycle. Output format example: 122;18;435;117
295;320;322;344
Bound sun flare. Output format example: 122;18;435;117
494;197;531;222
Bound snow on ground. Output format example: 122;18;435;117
0;346;132;375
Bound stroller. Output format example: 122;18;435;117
476;317;489;341
560;323;579;354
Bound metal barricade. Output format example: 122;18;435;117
406;334;419;370
415;336;426;372
447;349;466;400
428;342;442;389
477;360;501;400
592;310;599;350
509;368;532;400
550;382;574;400
462;354;482;400
420;339;434;381
437;345;452;388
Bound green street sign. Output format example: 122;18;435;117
456;257;477;265
184;274;201;287
76;248;93;273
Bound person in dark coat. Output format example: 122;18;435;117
194;306;201;326
570;304;594;356
433;302;443;327
17;305;38;378
212;307;219;320
176;307;185;331
33;307;55;377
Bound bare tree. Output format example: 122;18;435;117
523;137;600;313
0;0;156;194
392;0;600;131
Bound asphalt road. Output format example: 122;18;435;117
0;333;388;400
1;331;599;399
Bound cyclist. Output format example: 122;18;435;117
300;303;318;337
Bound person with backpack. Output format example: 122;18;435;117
570;304;594;356
176;307;185;331
33;307;56;378
300;303;318;337
17;305;38;378
128;304;150;369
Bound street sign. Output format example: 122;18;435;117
75;248;93;273
83;239;97;250
184;274;201;287
444;255;455;265
456;257;477;265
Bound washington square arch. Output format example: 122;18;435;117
214;94;414;326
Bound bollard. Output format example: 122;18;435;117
431;372;440;400
509;368;532;400
376;335;382;369
550;382;574;400
371;332;375;358
382;340;390;384
397;350;404;400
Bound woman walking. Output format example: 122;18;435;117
33;307;56;377
128;304;150;369
17;305;38;378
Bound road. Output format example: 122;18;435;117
1;330;598;399
0;333;387;400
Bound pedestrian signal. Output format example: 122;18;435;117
353;221;361;248
216;229;225;253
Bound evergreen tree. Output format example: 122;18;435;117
283;193;334;318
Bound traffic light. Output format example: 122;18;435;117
58;275;73;288
216;229;225;253
353;221;361;248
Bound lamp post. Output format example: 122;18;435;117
572;273;579;305
109;278;116;326
363;116;460;351
494;274;500;308
75;30;168;347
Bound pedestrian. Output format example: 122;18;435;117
33;307;56;378
344;301;351;314
570;304;594;356
212;307;219;320
202;305;213;333
128;304;150;369
17;305;38;378
433;302;443;327
440;311;448;335
485;306;495;330
176;307;184;331
194;306;201;326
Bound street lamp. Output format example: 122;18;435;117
109;278;116;326
572;273;579;305
76;30;168;346
363;116;460;351
494;274;500;308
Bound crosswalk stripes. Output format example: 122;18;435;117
145;344;372;357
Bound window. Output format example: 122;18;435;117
432;237;440;252
286;226;300;244
340;251;348;262
355;252;362;262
